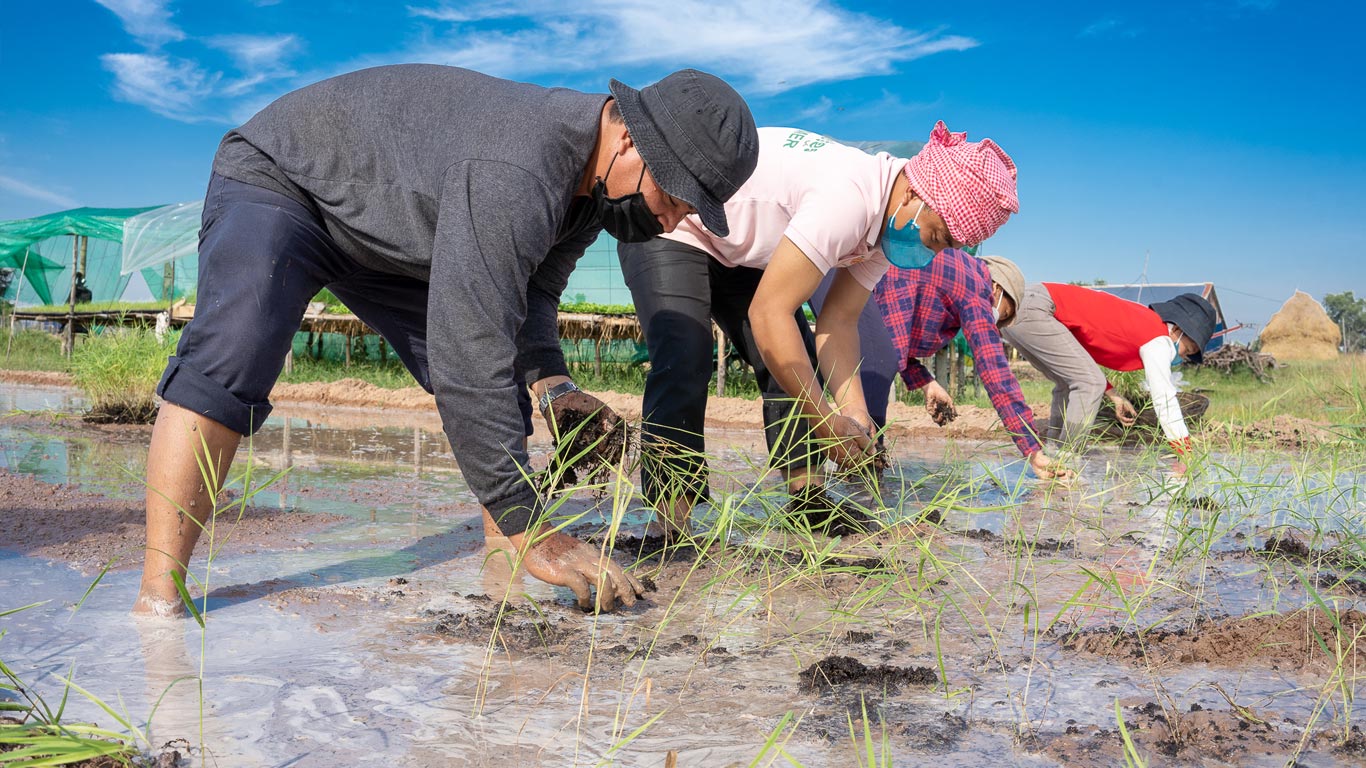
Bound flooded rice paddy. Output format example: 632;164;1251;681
3;382;1366;766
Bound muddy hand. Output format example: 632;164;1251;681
1029;450;1074;482
546;390;629;481
1107;392;1139;426
924;381;958;426
513;529;644;612
822;414;874;469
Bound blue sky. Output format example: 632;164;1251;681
2;0;1362;337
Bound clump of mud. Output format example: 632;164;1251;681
600;632;733;663
83;400;158;424
1256;532;1365;569
1059;608;1366;670
590;533;698;563
424;599;571;651
929;399;957;427
1038;699;1286;767
798;655;938;693
544;399;634;490
786;488;876;537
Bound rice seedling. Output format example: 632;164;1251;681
69;326;178;424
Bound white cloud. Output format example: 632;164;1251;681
405;0;979;94
1079;17;1141;38
208;33;297;70
101;53;221;122
0;174;79;209
93;0;184;47
407;2;525;22
207;34;299;96
796;96;835;123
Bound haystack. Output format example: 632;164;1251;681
1259;290;1340;360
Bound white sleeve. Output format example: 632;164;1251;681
1138;336;1189;443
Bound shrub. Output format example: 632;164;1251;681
70;326;179;423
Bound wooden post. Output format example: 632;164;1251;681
281;417;292;470
379;337;388;363
932;350;949;388
63;237;77;357
952;345;966;400
162;261;175;305
715;322;727;397
593;338;603;378
4;247;31;362
284;348;294;374
344;332;352;367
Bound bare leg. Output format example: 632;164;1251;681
644;496;694;539
134;402;242;616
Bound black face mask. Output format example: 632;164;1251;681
592;156;664;243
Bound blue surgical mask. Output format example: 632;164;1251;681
881;201;938;269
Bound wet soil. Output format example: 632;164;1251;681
1039;701;1303;767
798;654;938;693
1060;608;1366;671
0;467;345;573
5;380;1366;766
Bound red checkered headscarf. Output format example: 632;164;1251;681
903;121;1019;246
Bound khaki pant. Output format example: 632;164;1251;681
1000;284;1109;446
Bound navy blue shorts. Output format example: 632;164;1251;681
158;173;533;436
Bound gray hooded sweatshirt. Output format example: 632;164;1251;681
213;64;607;535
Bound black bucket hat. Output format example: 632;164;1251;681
1149;293;1217;363
609;69;758;237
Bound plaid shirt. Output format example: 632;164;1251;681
874;249;1043;457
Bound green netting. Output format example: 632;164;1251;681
0;206;159;305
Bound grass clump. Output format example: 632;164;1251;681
1;329;67;372
70;327;178;424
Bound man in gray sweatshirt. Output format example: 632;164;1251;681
135;64;758;615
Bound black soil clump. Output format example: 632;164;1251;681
545;401;634;490
425;602;570;651
1007;536;1076;555
1314;572;1366;596
799;655;938;694
600;632;733;664
787;488;876;538
83;401;158;424
928;400;958;426
591;533;697;563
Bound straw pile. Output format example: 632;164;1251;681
1259;290;1340;361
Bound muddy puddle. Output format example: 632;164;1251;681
3;382;1366;766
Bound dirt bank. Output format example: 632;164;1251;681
273;380;1013;443
4;372;1351;449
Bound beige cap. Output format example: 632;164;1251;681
980;255;1025;308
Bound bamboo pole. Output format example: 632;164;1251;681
64;237;78;357
4;247;32;362
715;322;727;397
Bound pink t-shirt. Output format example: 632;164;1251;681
662;127;906;291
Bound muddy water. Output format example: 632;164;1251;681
3;383;1366;766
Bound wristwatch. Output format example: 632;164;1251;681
538;380;581;414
